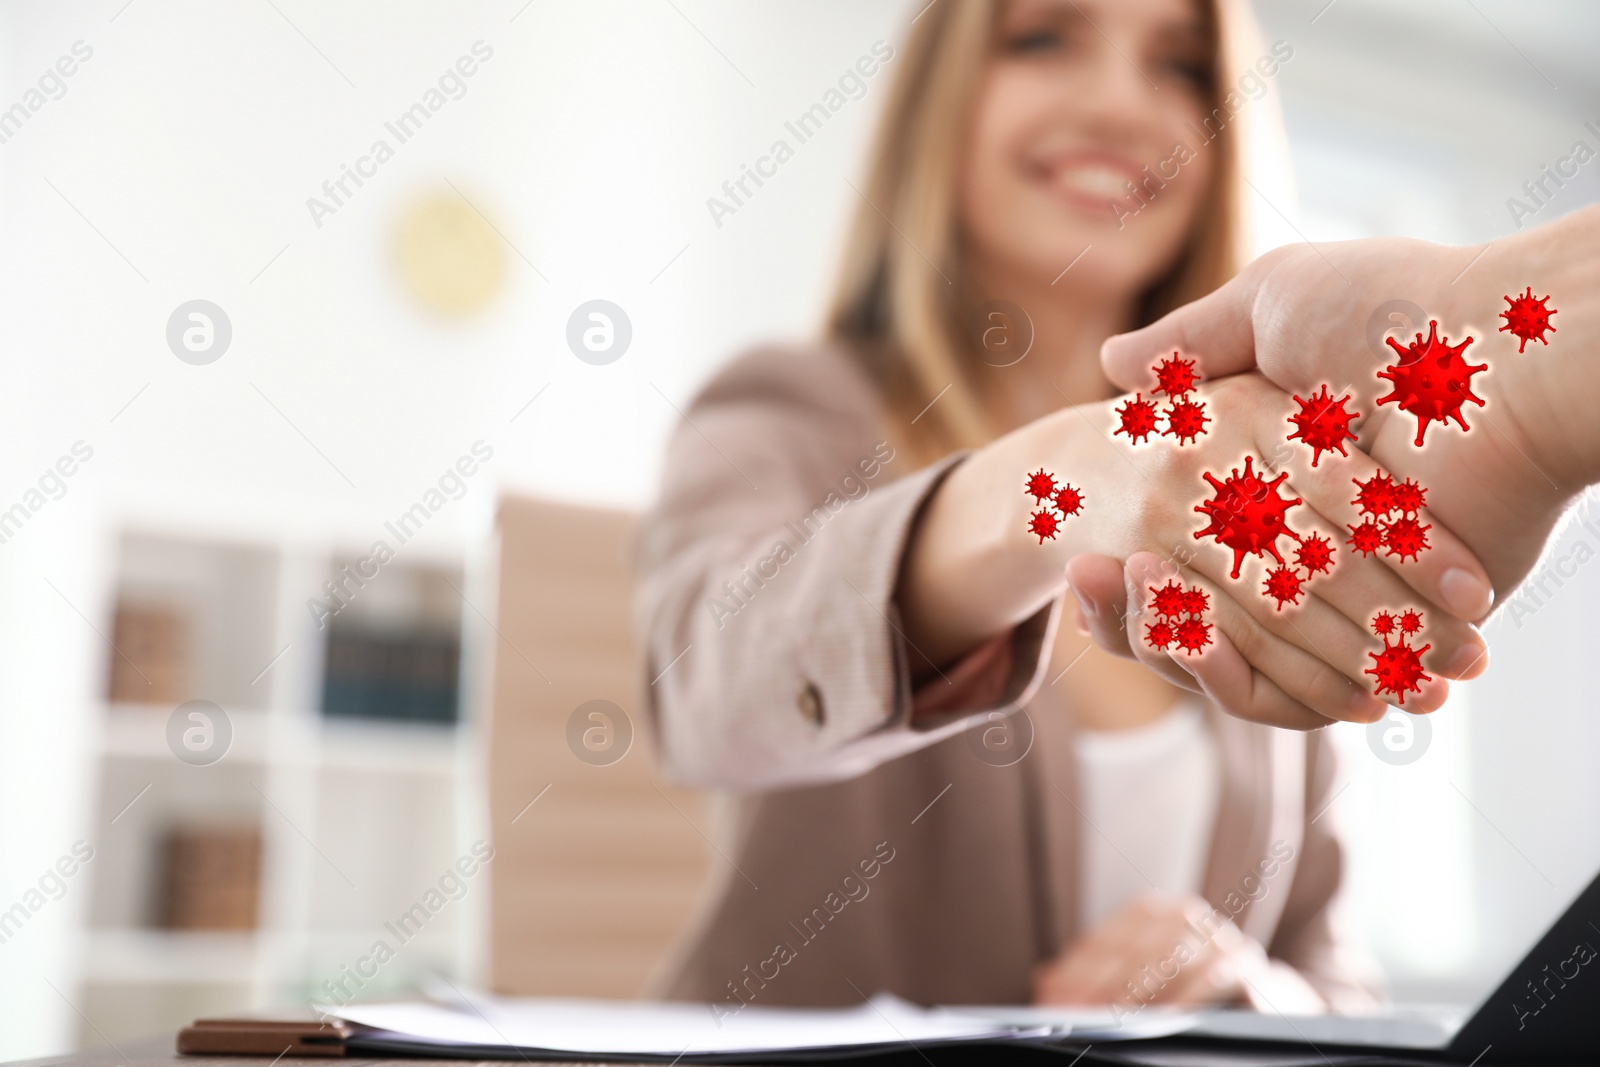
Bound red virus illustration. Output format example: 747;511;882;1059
1349;473;1432;562
1149;579;1189;619
1365;610;1432;705
1023;468;1084;542
1027;509;1059;543
1262;565;1305;610
1390;477;1427;516
1153;353;1199;397
1194;455;1304;578
1025;468;1056;502
1173;616;1213;655
1286;385;1359;467
1377;321;1488;446
1145;579;1212;656
1498;287;1557;353
1114;393;1160;444
1382;515;1432;562
1295;532;1335;575
1347;517;1384;557
1053;484;1085;516
1163;396;1210;445
1145;619;1175;650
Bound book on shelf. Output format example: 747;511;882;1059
321;623;460;725
108;600;191;705
158;824;262;931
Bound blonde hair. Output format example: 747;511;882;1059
827;0;1260;464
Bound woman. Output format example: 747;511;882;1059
637;0;1489;1013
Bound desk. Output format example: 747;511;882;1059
3;1043;655;1067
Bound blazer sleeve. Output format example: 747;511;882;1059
634;346;1059;791
1261;729;1387;1012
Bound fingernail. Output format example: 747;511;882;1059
1069;584;1100;619
1445;641;1490;680
1440;567;1494;619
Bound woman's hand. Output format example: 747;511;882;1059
898;371;1492;731
1032;893;1269;1009
1097;208;1600;605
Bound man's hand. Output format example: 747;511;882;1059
1091;207;1600;626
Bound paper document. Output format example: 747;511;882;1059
329;993;1061;1058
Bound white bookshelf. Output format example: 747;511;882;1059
75;524;479;1049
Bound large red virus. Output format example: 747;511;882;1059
1286;385;1359;467
1114;393;1160;444
1154;354;1199;397
1146;578;1212;655
1499;287;1557;353
1349;473;1432;562
1163;397;1210;445
1023;468;1084;542
1377;321;1488;446
1366;610;1432;705
1194;455;1304;578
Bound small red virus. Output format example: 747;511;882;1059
1173;616;1213;655
1145;579;1211;655
1348;518;1384;557
1114;393;1160;444
1377;320;1488;446
1145;620;1174;650
1023;468;1084;542
1028;509;1060;543
1149;580;1190;619
1390;477;1427;516
1025;468;1057;501
1179;586;1210;616
1295;532;1335;575
1499;286;1557;353
1054;484;1085;516
1194;455;1304;578
1366;610;1432;705
1352;473;1397;517
1153;354;1199;397
1163;397;1210;445
1382;516;1432;562
1263;565;1305;610
1286;385;1359;467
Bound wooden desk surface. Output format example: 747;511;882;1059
3;1042;652;1067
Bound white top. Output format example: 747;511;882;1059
1074;702;1221;931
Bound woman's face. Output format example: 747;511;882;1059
961;0;1218;300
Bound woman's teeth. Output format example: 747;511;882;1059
1053;165;1132;199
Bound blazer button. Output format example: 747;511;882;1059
797;682;825;726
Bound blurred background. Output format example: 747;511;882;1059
1;0;1598;1059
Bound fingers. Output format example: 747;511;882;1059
1099;256;1268;393
1126;554;1378;727
1064;554;1136;657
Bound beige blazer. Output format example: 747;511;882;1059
635;344;1381;1013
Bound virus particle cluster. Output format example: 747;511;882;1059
1193;455;1304;579
1286;385;1359;467
1144;579;1212;656
1499;286;1557;353
1115;354;1209;446
1261;531;1338;611
1377;321;1488;447
1346;473;1431;562
1024;468;1086;543
1366;609;1431;705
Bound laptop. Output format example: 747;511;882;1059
1167;864;1600;1063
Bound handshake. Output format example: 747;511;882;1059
1056;204;1599;729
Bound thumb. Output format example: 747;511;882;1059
1099;264;1262;392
